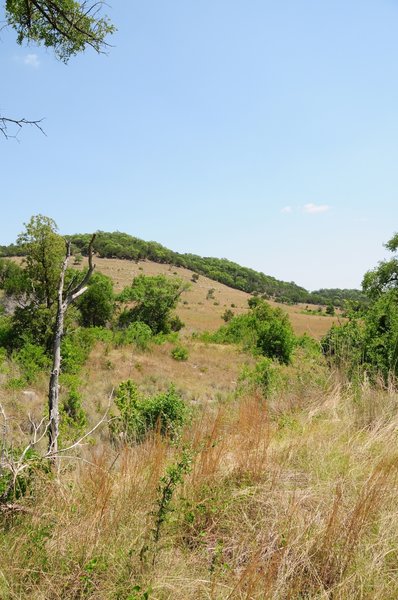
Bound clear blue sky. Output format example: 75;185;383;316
1;0;398;290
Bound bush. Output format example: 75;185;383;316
222;308;234;322
77;272;114;327
117;322;153;350
110;381;187;444
169;314;184;332
118;275;188;334
238;357;280;397
14;342;51;383
61;328;96;374
171;345;189;361
60;374;87;431
208;299;295;364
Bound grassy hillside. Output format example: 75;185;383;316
0;231;366;307
76;256;343;339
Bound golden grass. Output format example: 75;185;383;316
2;364;398;599
74;256;342;339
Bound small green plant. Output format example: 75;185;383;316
222;308;234;322
14;342;50;383
110;381;187;444
171;345;189;361
60;374;87;432
206;288;215;300
118;322;153;350
127;586;151;600
191;273;199;283
145;448;193;566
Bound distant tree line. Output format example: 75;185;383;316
0;231;366;308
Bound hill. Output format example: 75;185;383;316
0;230;366;307
75;256;343;339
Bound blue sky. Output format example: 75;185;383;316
1;0;398;290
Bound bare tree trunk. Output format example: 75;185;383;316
48;251;68;458
48;235;96;464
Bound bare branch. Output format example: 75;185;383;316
0;116;46;140
65;233;96;305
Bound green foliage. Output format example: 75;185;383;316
168;314;184;332
326;303;335;316
116;322;153;350
16;215;66;309
60;374;87;431
171;345;189;361
363;293;398;380
321;318;366;379
0;259;29;299
5;0;115;63
323;234;398;383
209;299;295;364
118;275;188;334
61;327;96;374
126;586;151;600
110;381;187;444
0;315;13;349
206;288;215;300
77;271;114;327
191;273;199;283
238;357;280;397
11;304;55;350
14;342;51;383
152;449;193;546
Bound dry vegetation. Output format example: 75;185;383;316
2;356;398;599
2;257;394;600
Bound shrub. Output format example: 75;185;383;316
61;328;96;375
222;308;234;322
110;381;187;444
206;288;215;300
171;346;189;361
60;374;87;431
118;322;153;350
15;342;51;383
77;272;114;327
238;357;280;397
169;315;184;332
208;299;295;364
118;275;188;334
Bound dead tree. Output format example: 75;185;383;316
48;234;96;460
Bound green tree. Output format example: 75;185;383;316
118;274;188;334
77;272;114;327
363;233;398;300
16;215;66;309
323;233;398;383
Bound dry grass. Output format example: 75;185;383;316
2;367;398;599
73;256;341;339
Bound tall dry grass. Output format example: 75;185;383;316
2;374;398;599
